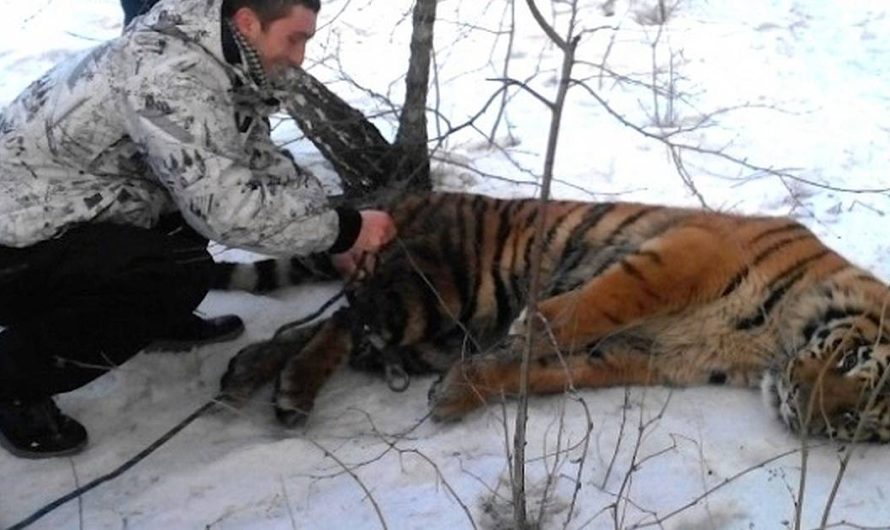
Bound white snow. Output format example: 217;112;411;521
2;0;890;529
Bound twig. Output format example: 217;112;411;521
537;396;568;525
562;394;594;529
820;296;890;527
794;424;810;530
307;438;389;530
817;521;890;530
631;446;817;528
399;448;479;530
601;388;631;489
279;476;298;530
613;391;672;530
571;79;890;195
68;458;84;530
488;0;517;144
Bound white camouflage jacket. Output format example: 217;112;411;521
0;0;358;255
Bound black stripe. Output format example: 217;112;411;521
736;271;805;330
287;257;312;284
605;206;662;242
524;203;591;292
723;227;812;297
620;260;645;281
735;250;830;330
509;228;526;307
801;307;859;342
384;291;408;345
863;311;885;332
417;272;443;338
620;259;662;301
636;250;663;265
721;232;814;294
209;262;237;290
543;203;586;247
492;202;517;330
584;206;662;279
463;196;487;322
708;371;728;385
749;222;806;245
823;307;858;324
509;207;525;274
493;271;512;331
520;200;539;231
493;201;516;269
255;259;279;292
426;193;450;212
602;310;622;326
305;253;339;279
459;199;480;322
398;194;442;233
509;204;532;305
853;273;887;288
752;233;813;266
441;224;471;323
550;203;617;279
767;250;830;290
408;244;440;264
558;203;617;261
721;267;749;297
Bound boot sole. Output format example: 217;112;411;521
0;430;88;459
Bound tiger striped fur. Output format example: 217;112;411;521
218;192;890;442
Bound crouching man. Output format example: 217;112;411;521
0;0;394;458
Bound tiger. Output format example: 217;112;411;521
217;192;890;443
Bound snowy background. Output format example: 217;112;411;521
2;0;890;528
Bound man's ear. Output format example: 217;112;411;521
231;6;263;41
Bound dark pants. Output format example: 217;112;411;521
0;218;214;401
121;0;160;26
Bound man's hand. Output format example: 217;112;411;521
331;210;396;277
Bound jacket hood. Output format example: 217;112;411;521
130;0;229;66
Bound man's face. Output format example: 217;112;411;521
237;5;317;75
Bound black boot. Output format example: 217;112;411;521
149;314;245;352
0;397;88;459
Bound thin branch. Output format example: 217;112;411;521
820;296;890;527
631;446;818;529
524;0;567;49
307;438;390;530
571;79;890;195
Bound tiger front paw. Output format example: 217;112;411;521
274;394;313;428
219;341;289;407
273;363;324;428
428;360;491;422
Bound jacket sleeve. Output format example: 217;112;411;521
119;46;358;256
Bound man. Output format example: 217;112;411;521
0;0;396;458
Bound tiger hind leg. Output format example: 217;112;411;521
513;223;742;349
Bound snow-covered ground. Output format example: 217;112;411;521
2;0;890;528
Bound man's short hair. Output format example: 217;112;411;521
222;0;320;27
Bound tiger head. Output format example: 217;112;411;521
762;316;890;443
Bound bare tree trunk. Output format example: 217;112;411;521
393;0;438;193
